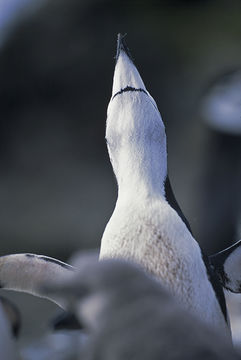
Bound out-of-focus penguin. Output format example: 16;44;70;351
43;255;239;360
0;253;74;307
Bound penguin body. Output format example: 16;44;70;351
100;35;230;336
101;187;227;332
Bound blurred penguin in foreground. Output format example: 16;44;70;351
44;255;238;360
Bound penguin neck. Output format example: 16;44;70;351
114;144;167;204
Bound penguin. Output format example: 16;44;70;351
0;253;74;307
99;34;230;337
42;254;238;360
0;34;238;339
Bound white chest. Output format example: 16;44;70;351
100;199;230;337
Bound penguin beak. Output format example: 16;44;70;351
111;33;147;99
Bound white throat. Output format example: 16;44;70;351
106;46;167;202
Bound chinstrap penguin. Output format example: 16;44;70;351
0;35;241;342
99;34;231;338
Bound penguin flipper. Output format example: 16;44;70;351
209;239;241;293
0;253;74;307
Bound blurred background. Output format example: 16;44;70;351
0;0;241;350
0;0;240;258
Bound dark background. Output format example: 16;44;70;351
0;0;241;260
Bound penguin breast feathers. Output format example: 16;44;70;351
101;196;227;331
102;200;201;299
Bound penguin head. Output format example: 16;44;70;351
106;35;167;196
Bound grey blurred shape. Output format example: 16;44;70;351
21;331;82;360
44;255;238;360
0;0;45;46
201;70;241;135
0;296;21;338
198;69;241;252
0;300;18;360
